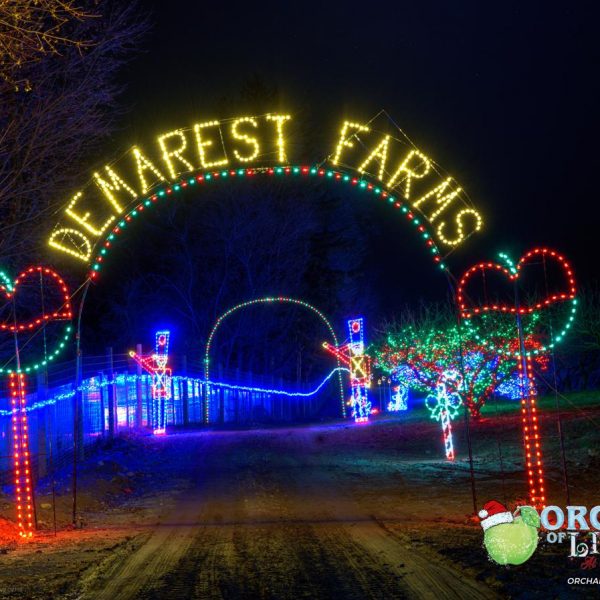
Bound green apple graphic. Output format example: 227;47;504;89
479;500;540;565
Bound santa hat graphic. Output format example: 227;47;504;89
478;500;514;531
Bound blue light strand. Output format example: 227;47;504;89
0;368;350;416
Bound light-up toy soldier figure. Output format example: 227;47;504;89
323;318;372;422
129;330;171;435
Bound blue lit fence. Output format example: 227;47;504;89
0;355;346;487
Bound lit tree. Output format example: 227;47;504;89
374;315;547;418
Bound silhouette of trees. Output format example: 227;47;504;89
0;0;148;264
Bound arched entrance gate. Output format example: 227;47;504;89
0;110;575;537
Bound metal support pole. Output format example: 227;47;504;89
447;276;478;515
72;279;90;527
107;347;115;437
135;343;143;428
182;355;189;426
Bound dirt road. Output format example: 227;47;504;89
77;428;498;599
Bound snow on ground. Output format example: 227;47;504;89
0;393;599;599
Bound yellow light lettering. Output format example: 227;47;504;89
357;135;390;181
413;178;462;221
65;191;114;236
437;208;483;247
386;149;431;198
266;114;291;162
332;121;370;165
193;120;229;168
48;227;92;262
157;129;194;178
93;166;137;213
230;117;260;162
132;146;166;193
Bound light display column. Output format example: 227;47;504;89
323;318;372;422
1;266;73;539
9;373;34;538
457;247;577;507
129;330;172;435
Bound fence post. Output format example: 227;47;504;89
135;343;143;428
218;363;224;423
36;370;48;478
182;355;189;426
75;351;84;460
107;347;115;437
99;372;106;434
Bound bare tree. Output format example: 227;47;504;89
0;0;148;264
0;0;96;88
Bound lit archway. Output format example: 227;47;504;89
204;296;345;421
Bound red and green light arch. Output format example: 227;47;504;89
88;165;449;280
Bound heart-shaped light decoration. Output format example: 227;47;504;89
457;248;577;357
0;266;73;374
458;248;575;317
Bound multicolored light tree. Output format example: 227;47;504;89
374;319;540;419
129;330;171;435
0;266;73;538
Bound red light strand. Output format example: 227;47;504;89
9;372;34;538
457;248;576;318
518;354;545;508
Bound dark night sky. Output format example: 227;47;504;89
104;1;598;305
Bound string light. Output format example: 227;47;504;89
157;130;195;179
388;383;408;412
373;319;549;418
386;364;416;411
205;296;346;422
518;353;545;508
48;227;92;262
129;330;172;435
323;318;372;423
230;117;260;162
198;367;349;398
0;270;14;292
48;113;487;264
0;368;351;419
87;166;446;280
0;266;73;375
457;247;577;357
65;191;114;237
9;373;33;538
193;120;229;168
265;114;291;162
132;146;166;193
231;117;260;162
413;177;462;221
436;208;483;246
93;166;138;213
424;370;463;460
1;265;72;540
358;135;389;180
331;121;371;165
456;248;575;508
386;149;431;197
